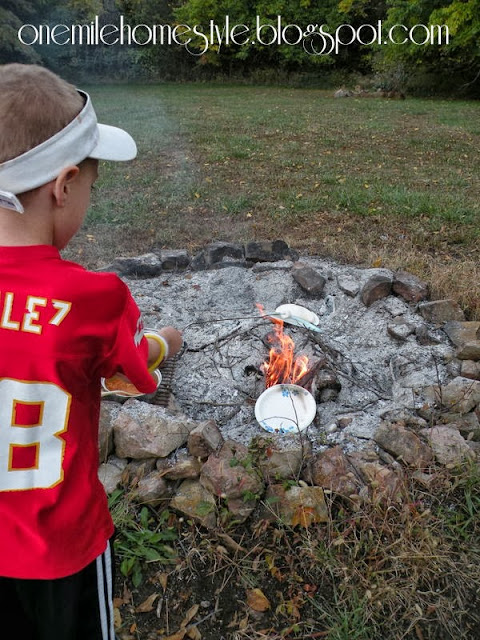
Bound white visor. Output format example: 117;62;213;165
0;89;137;213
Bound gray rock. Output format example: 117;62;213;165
415;325;443;345
439;412;480;442
205;241;245;265
245;240;296;263
423;377;480;414
98;462;123;494
360;272;393;307
159;249;190;271
348;455;405;502
200;440;264;502
126;458;157;484
392;271;429;303
337;274;360;297
258;439;312;481
418;300;465;324
461;360;480;380
156;454;202;480
99;401;121;462
291;262;326;296
374;422;433;468
305;446;362;498
170;479;217;528
261;484;328;526
387;317;415;341
113;400;198;459
187;420;224;458
133;472;168;505
443;321;480;347
420;426;474;466
106;253;163;278
456;341;480;361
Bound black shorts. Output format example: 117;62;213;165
0;541;116;640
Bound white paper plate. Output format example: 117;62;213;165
255;384;316;434
274;304;320;327
101;369;162;398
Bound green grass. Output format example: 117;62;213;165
64;83;480;315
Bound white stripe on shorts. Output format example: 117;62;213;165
96;541;115;640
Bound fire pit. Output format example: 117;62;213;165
119;248;455;454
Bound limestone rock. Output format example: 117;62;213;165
423;377;480;414
99;401;121;462
305;446;362;498
291;262;326;296
257;439;312;481
156;454;202;480
461;360;480;380
418;300;465;324
456;342;480;361
360;272;393;307
444;321;480;347
420;426;475;466
387;317;415;341
348;455;405;502
392;271;429;303
200;440;264;502
415;325;443;345
133;472;168;506
438;412;480;442
262;484;328;527
98;462;123;494
374;422;433;468
337;274;360;297
170;479;217;529
125;458;157;484
187;420;224;458
113;400;197;459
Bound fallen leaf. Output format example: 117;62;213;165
136;593;160;613
162;631;186;640
187;627;202;640
113;607;122;629
246;588;271;612
181;604;199;628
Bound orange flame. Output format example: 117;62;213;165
257;304;309;388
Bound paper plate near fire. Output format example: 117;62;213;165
270;304;322;333
101;369;162;398
255;384;316;434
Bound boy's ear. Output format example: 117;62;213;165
52;165;80;207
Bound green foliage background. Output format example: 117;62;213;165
1;0;479;94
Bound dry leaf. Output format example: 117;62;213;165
113;607;122;630
246;588;270;612
187;627;202;640
181;604;199;628
291;505;316;528
136;593;160;613
162;631;186;640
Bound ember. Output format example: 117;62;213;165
257;304;309;388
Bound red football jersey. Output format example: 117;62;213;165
0;245;157;579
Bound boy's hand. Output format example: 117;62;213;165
147;327;183;369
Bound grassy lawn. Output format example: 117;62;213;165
66;83;480;317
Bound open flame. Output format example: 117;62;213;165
257;304;309;388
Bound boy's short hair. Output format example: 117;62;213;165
0;64;84;164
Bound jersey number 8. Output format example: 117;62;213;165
0;379;71;492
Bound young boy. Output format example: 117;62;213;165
0;63;182;639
